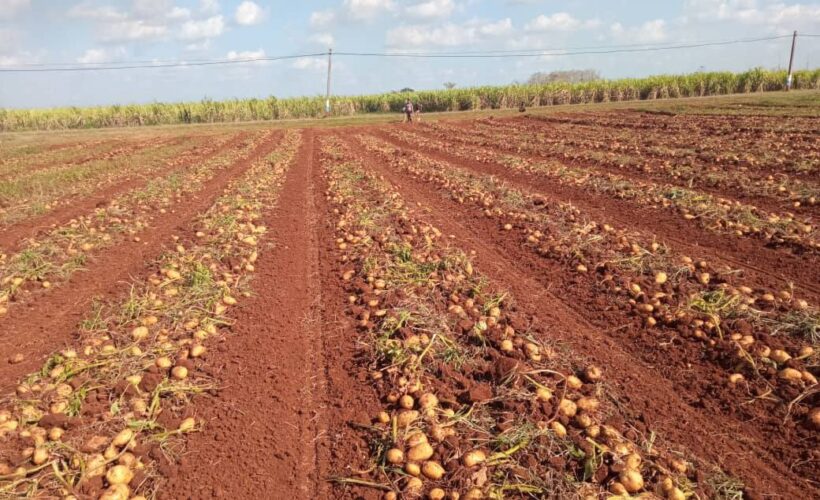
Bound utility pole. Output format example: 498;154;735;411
325;48;333;115
786;30;797;91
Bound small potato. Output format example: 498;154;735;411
106;465;134;485
407;442;434;462
462;450;486;467
422;461;445;480
386;448;404;465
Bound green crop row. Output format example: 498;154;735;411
1;68;818;132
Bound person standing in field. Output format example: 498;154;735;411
414;102;423;122
404;99;414;123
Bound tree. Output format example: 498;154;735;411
443;82;457;90
526;69;601;85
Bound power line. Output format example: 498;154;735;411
0;33;813;73
0;53;327;73
337;34;796;59
341;33;801;56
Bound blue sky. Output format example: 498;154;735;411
1;0;819;109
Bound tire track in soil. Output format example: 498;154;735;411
337;131;817;499
371;128;820;301
0;133;249;253
158;130;328;499
0;132;282;390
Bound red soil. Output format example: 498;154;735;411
0;133;248;252
0;132;280;389
1;108;817;499
334;129;819;498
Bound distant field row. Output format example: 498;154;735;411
1;68;818;132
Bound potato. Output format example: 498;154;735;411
619;469;644;493
386;448;404;465
31;448;49;465
178;417;196;432
131;326;149;341
779;368;802;381
155;357;172;369
462;450;486;467
566;375;583;389
399;395;414;410
422;461;445;480
808;407;820;429
428;488;446;500
404;477;423;494
397;410;419;427
106;465;133;485
576;397;599;412
407;442;434;462
112;429;134;448
535;387;552;402
550;421;567;438
418;393;438;410
583;365;602;382
558;399;577;417
171;366;189;380
84;454;107;479
406;432;428;447
405;462;421;476
99;484;130;500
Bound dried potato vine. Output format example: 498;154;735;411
322;136;713;500
357;134;819;421
0;130;300;499
0;132;268;318
387;127;817;252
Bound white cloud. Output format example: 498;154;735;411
387;18;513;47
610;19;667;42
525;12;600;32
200;0;220;15
101;20;169;42
132;0;173;19
168;7;191;20
0;0;30;19
405;0;455;20
67;2;128;22
235;1;264;26
226;48;269;67
309;32;335;47
682;1;820;30
344;0;395;21
77;46;127;64
292;56;328;71
310;9;336;28
179;15;225;40
227;48;265;60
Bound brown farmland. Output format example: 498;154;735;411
0;93;818;500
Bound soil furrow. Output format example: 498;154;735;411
0;133;249;252
0;132;281;389
313;130;382;499
158;130;327;498
371;129;820;302
336;130;817;498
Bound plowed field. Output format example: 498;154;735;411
0;95;818;500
